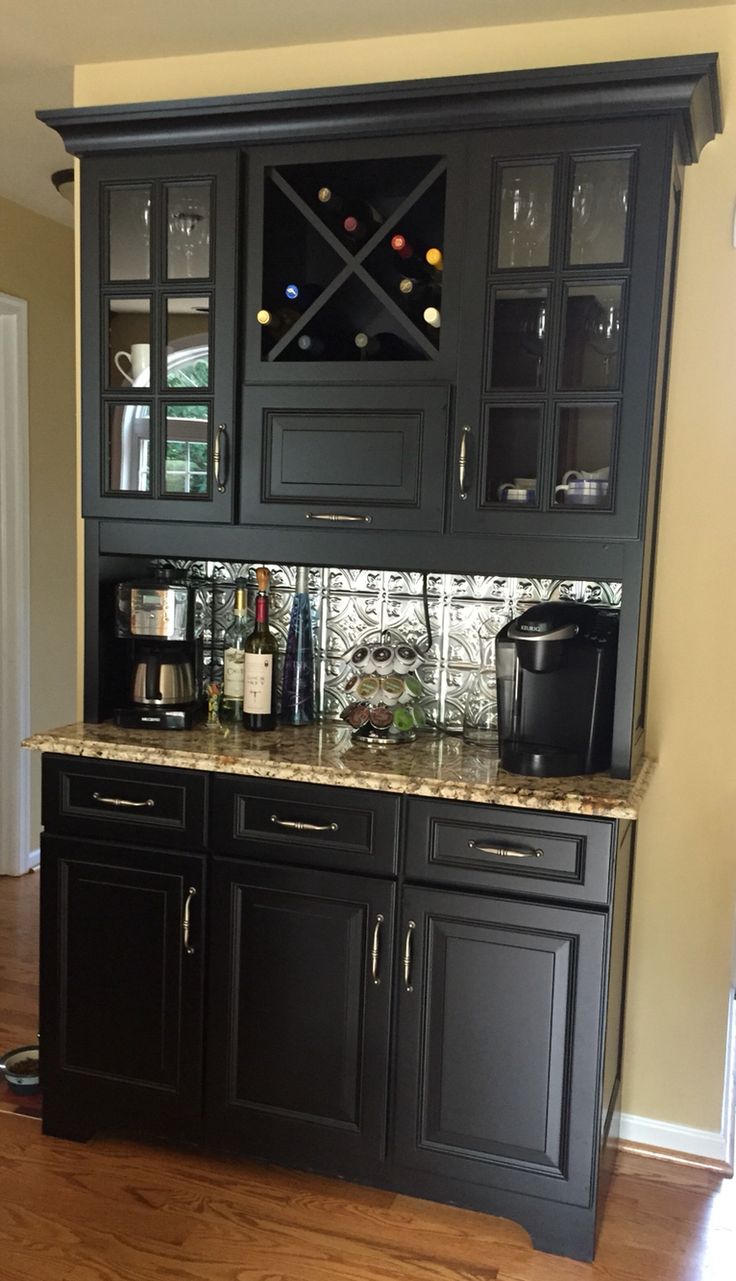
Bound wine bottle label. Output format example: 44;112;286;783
244;653;273;713
223;647;245;698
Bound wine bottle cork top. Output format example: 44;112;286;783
255;566;270;593
256;309;271;325
426;247;444;268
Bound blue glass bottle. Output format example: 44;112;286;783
280;566;315;725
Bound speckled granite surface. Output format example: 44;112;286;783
23;721;654;818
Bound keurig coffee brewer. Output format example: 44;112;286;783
495;601;619;777
114;579;203;729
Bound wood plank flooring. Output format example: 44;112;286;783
1;870;734;1281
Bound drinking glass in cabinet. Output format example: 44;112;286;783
166;184;211;280
163;403;210;495
484;406;542;506
490;288;548;389
568;156;631;265
107;298;150;389
553;406;615;509
107;186;151;281
106;403;151;492
166;298;210;389
497;164;553;269
560;284;623;390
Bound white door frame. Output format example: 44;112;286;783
0;293;31;876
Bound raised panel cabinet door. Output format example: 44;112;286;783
80;148;239;523
240;383;449;532
40;834;206;1137
206;859;395;1170
393;887;607;1207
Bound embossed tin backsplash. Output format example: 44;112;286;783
157;560;621;728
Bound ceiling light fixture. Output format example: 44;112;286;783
51;168;74;203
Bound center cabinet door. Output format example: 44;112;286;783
392;886;607;1207
206;859;395;1172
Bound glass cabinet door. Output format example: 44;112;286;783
453;119;669;539
82;151;237;521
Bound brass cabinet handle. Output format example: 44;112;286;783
371;914;384;986
468;840;544;859
270;813;339;833
92;791;154;809
305;512;373;524
214;423;229;493
182;886;197;955
458;424;471;500
403;920;416;992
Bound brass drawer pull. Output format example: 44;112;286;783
182;886;197;955
92;791;155;810
458;424;471;500
270;813;339;833
371;914;384;986
403;920;416;992
468;840;543;859
305;512;373;524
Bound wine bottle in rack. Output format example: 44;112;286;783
390;234;444;276
283;282;322;308
296;333;326;358
398;275;441;307
354;330;414;360
425;246;444;271
243;566;278;732
423;306;442;329
342;201;383;245
316;185;345;216
256;306;299;340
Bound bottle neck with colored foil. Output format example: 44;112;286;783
254;592;269;628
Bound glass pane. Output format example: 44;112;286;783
490;288;549;390
166;297;210;389
106;403;151;492
497;164;553;270
554;406;615;509
108;186;152;281
483;406;542;506
167;183;211;279
164;403;210;495
107;298;151;389
569;157;631;265
560;284;623;390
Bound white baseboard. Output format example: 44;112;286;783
619;1112;729;1164
27;847;40;870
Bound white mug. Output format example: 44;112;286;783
562;466;609;483
114;342;150;385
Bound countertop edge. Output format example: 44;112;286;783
22;727;655;820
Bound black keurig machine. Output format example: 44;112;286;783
495;602;619;777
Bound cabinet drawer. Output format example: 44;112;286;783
404;797;615;904
42;755;207;851
211;776;399;876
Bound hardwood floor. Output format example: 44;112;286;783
0;871;733;1281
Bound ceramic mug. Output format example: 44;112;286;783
114;342;150;385
497;483;536;504
555;477;609;506
562;466;609;483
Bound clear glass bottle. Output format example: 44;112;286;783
243;566;277;731
220;584;248;723
280;566;315;726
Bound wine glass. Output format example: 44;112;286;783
519;300;547;388
500;176;549;268
586;301;621;382
169;195;209;277
570;179;601;263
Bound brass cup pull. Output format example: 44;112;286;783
183;886;197;955
403;920;416;992
468;840;544;859
92;792;154;809
305;512;373;524
270;813;339;833
214;423;229;493
458;424;471;500
371;914;384;986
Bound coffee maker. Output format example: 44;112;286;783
495;602;619;777
114;579;203;729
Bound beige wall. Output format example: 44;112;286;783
0;196;77;842
75;5;736;1137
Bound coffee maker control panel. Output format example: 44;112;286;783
116;583;192;642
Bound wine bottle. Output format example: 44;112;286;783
342;203;382;245
283;282;322;308
296;333;326;357
256;306;299;340
398;275;441;307
220;584;248;724
243;566;278;731
316;185;345;216
280;566;315;726
391;234;444;276
425;246;444;271
423;306;441;329
354;330;414;360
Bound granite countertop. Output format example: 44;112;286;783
23;721;654;819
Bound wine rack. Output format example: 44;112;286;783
257;153;448;363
